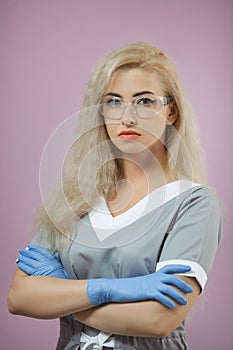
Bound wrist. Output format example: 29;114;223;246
86;278;112;306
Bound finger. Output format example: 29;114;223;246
19;248;44;262
19;246;52;261
17;259;52;277
159;264;191;274
154;293;175;309
17;261;35;275
161;285;188;305
17;254;40;269
163;275;193;293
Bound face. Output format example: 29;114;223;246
101;68;177;156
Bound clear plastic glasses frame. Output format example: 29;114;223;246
99;95;174;120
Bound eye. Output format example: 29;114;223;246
105;97;122;107
136;97;156;107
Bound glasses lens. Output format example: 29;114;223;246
135;105;158;118
101;103;123;119
133;95;163;118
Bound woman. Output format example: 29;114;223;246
8;42;222;349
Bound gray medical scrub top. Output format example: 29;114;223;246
33;180;222;350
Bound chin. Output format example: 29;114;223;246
110;139;148;155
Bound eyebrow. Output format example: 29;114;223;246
103;90;155;98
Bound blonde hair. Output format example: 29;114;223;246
33;42;207;251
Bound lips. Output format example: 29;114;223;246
118;129;141;140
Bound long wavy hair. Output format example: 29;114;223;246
33;42;206;251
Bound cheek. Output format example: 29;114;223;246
105;122;119;139
140;116;167;140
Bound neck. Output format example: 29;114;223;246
121;147;173;190
106;148;174;216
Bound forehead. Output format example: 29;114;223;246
105;68;164;98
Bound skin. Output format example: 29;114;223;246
74;276;200;338
103;68;178;215
103;68;177;155
8;68;200;338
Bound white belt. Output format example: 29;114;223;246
80;331;115;350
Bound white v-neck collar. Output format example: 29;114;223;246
89;179;200;242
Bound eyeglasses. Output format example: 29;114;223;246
99;93;174;120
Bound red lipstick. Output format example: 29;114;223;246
118;129;141;140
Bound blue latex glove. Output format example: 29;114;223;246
87;265;193;309
17;244;69;279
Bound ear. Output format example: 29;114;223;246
167;103;178;125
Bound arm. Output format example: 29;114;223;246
74;276;200;338
8;245;193;321
7;268;93;319
74;188;222;337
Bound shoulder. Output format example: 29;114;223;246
179;183;221;211
169;183;223;238
30;229;53;251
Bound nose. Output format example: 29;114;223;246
121;104;137;126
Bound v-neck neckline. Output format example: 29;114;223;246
88;179;200;242
104;180;180;219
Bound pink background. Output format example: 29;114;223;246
1;1;232;349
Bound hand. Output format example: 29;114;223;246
87;265;193;309
17;244;69;279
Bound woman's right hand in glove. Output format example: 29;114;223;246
87;265;193;309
